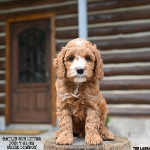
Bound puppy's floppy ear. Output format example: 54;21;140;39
92;45;104;81
53;48;66;80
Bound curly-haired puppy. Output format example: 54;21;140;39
53;38;114;145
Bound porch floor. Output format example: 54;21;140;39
0;117;150;149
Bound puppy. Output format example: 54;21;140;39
53;38;114;145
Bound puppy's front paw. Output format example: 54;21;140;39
85;134;103;145
56;131;73;145
101;131;114;140
54;130;61;139
56;136;73;145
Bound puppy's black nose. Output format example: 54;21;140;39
77;68;84;74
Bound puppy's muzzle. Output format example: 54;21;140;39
77;68;84;74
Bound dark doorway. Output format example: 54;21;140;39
10;19;52;123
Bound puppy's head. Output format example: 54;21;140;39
53;38;104;82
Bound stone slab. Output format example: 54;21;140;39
42;136;131;150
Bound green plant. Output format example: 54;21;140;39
105;114;110;125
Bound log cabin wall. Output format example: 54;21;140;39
0;0;150;120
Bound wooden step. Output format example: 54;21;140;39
103;93;150;104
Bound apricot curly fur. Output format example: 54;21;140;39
53;38;114;145
53;48;67;80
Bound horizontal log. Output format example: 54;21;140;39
90;8;150;25
0;84;4;93
0;61;5;70
93;35;150;50
0;0;150;17
56;17;78;27
0;96;5;104
0;1;77;22
0;107;4;116
88;0;150;12
0;0;70;11
1;0;150;22
0;9;53;22
56;8;150;27
0;37;5;45
100;79;150;90
103;94;150;104
0;25;5;33
0;2;77;17
88;22;150;37
0;49;5;57
102;52;150;64
56;43;66;52
55;3;77;16
108;107;150;116
56;35;150;50
0;84;5;92
103;66;150;76
56;29;78;39
0;74;5;80
4;3;150;23
56;22;150;39
57;0;150;15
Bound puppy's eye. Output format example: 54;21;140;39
85;56;91;61
68;57;74;61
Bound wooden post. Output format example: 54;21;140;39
42;136;131;150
